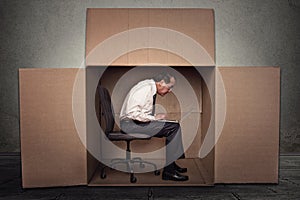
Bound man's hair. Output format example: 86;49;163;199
153;72;174;84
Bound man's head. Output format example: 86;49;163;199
153;72;176;96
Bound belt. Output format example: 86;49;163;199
120;118;133;123
121;118;150;125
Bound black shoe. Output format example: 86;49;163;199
162;170;189;181
174;162;187;173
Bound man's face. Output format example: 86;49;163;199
157;77;176;96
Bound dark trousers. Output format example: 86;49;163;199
120;119;185;171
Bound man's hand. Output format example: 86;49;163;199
155;113;167;120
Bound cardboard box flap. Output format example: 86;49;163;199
85;8;215;66
215;67;280;183
19;68;87;188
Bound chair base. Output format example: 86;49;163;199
100;157;160;183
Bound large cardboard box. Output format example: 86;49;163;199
19;9;280;188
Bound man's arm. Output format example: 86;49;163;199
125;86;156;122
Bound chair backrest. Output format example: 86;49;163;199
98;86;115;134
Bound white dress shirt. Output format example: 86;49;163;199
120;79;157;122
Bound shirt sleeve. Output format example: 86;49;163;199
125;85;156;122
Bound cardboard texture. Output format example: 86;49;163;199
18;8;280;188
200;69;215;184
19;69;87;188
215;67;280;183
85;8;215;66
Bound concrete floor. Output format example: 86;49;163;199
0;154;299;200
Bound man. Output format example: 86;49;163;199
120;72;188;181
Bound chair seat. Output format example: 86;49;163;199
107;131;151;141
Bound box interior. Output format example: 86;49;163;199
86;65;215;186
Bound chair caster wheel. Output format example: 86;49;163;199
100;171;106;179
154;170;160;176
130;175;137;183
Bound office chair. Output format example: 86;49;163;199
98;86;160;183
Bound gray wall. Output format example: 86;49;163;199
0;0;299;153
